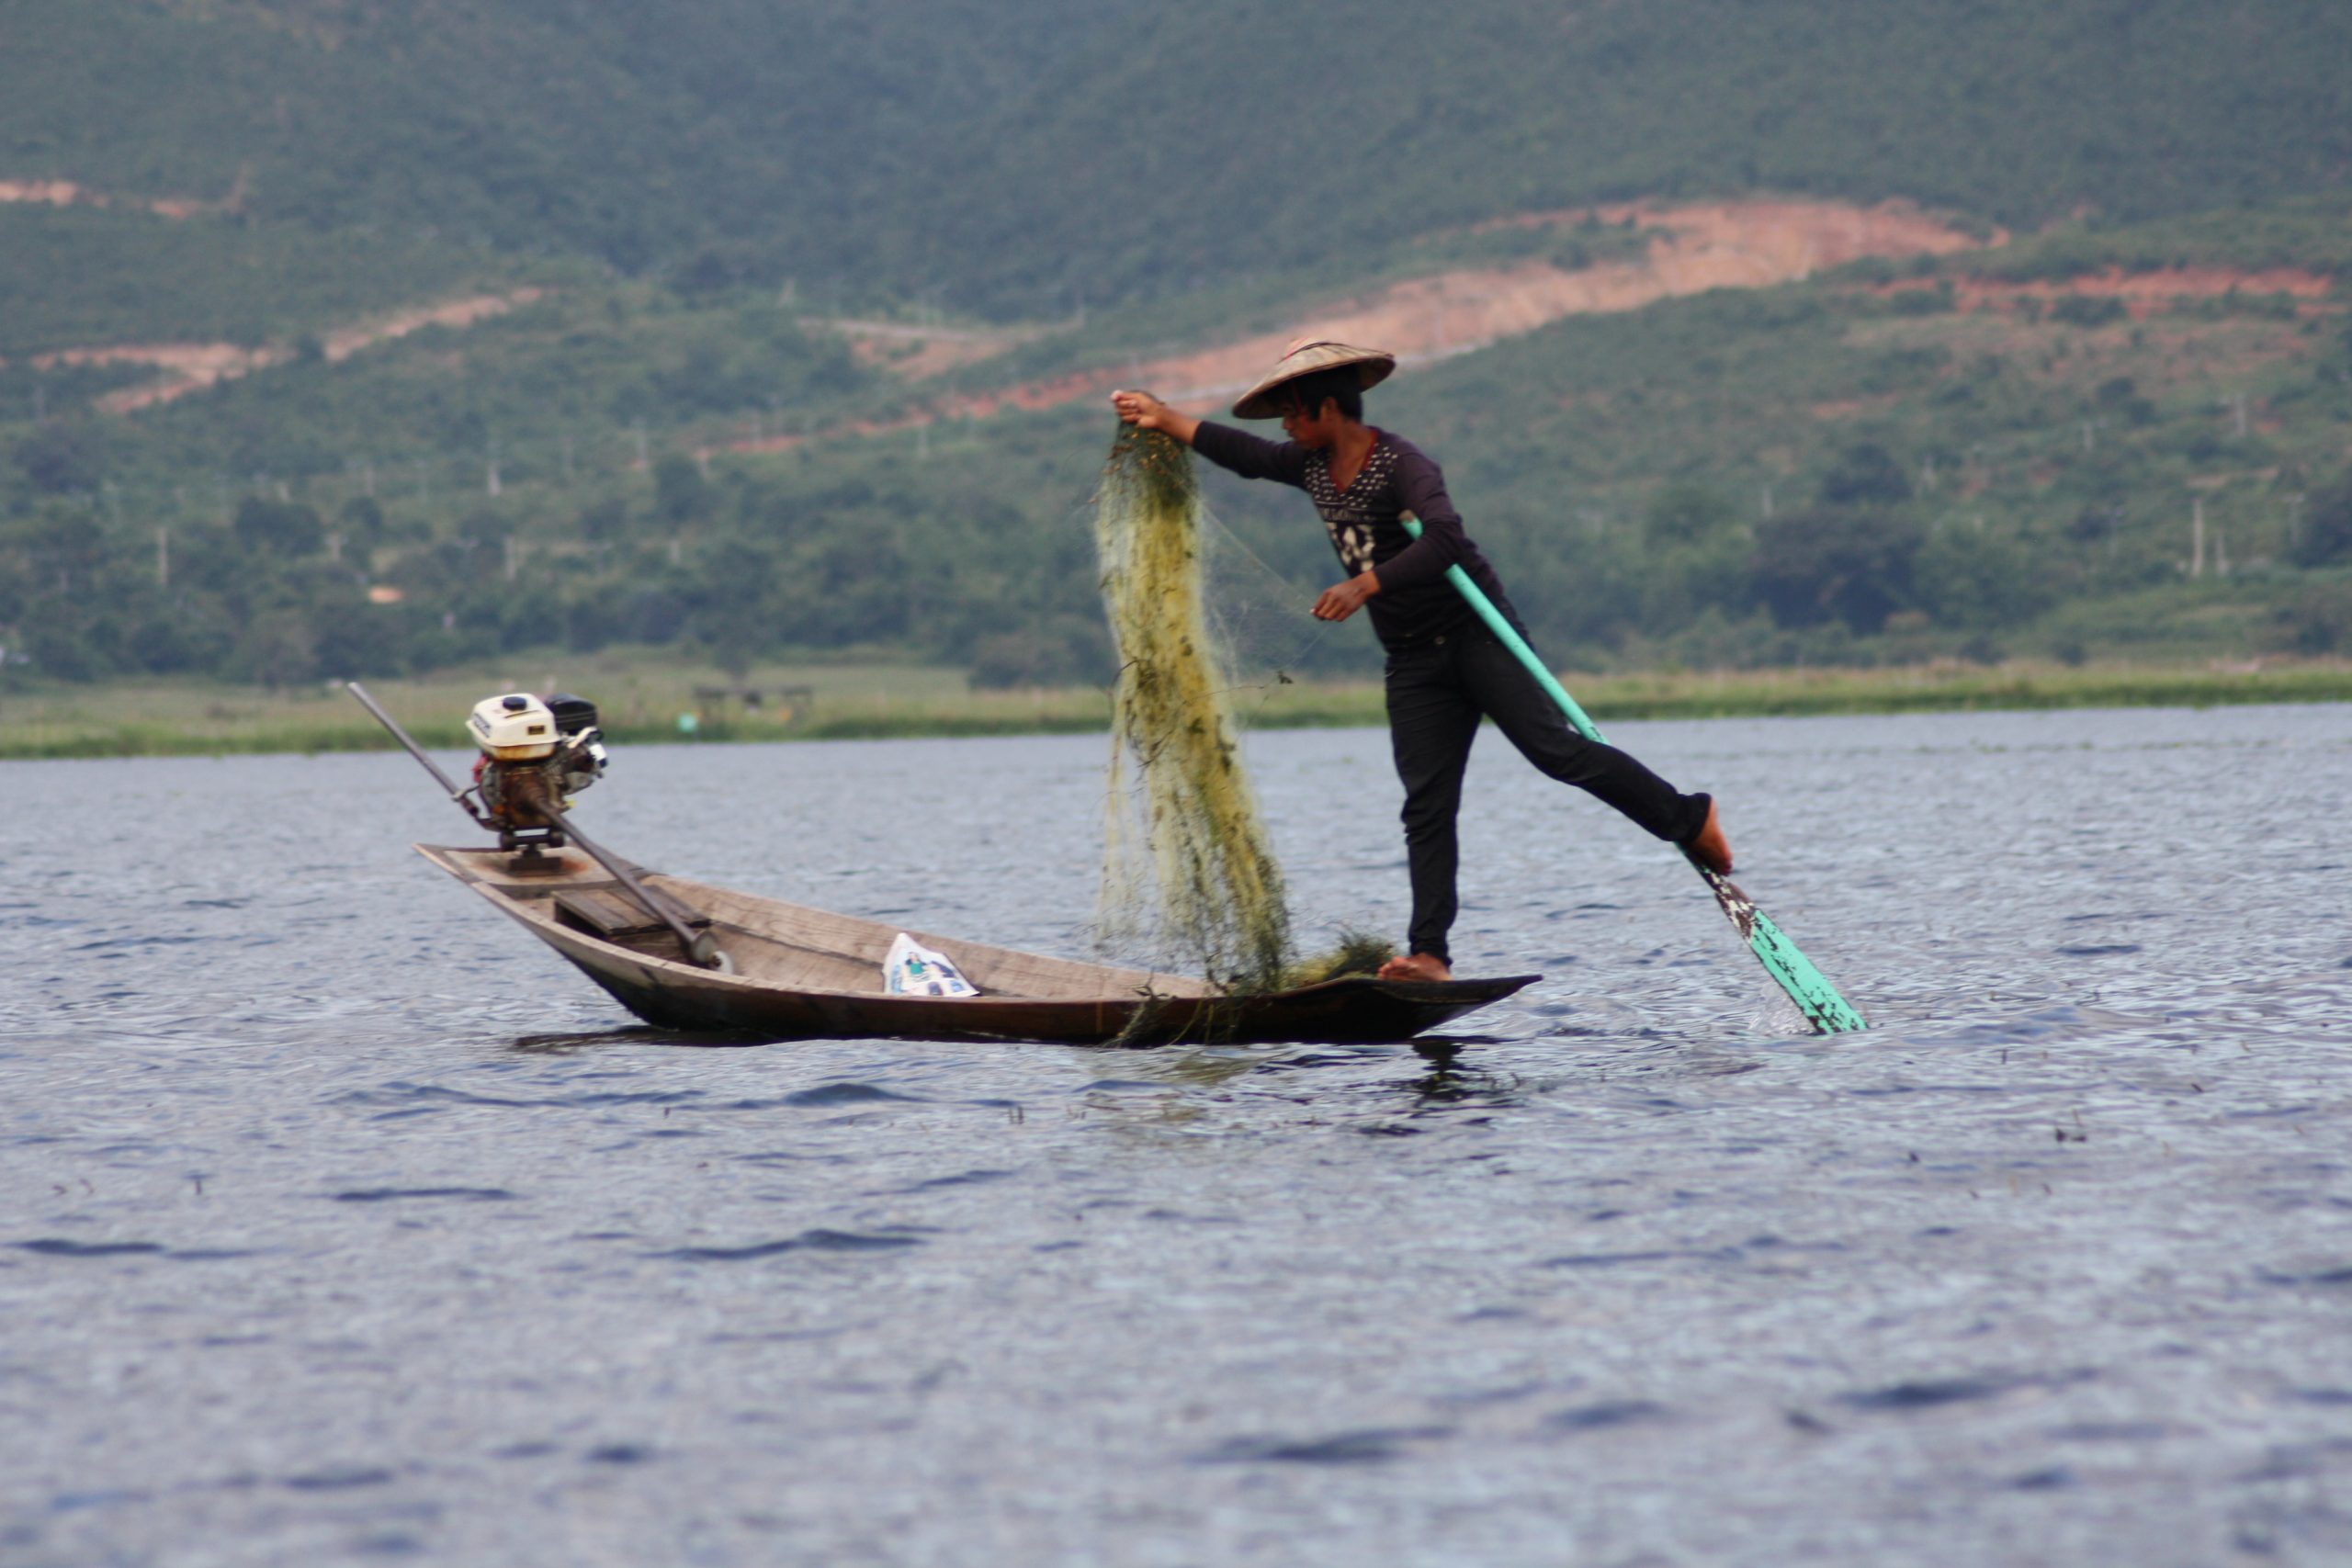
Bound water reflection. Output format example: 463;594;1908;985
506;1024;762;1054
1406;1039;1520;1105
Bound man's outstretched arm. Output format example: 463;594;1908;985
1112;390;1307;486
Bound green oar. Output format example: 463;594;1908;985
1401;519;1866;1034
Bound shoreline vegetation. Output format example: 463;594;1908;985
2;656;2347;761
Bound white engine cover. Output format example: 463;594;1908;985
469;694;560;760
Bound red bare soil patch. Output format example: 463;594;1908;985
0;179;95;208
0;176;232;220
1808;395;1905;422
45;289;548;412
1883;266;2335;320
833;319;1044;379
723;198;1991;457
965;200;1987;416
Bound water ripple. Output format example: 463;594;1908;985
650;1228;928;1261
1197;1427;1454;1464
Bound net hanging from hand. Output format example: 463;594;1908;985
1091;423;1293;992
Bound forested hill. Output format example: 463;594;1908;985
897;0;2352;314
7;1;2352;695
0;0;1131;278
6;0;2349;317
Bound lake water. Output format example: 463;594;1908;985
4;705;2349;1567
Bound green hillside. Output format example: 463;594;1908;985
1;0;1125;286
4;1;2350;700
894;0;2352;314
0;206;536;356
1397;209;2352;669
7;198;2350;690
6;0;2346;324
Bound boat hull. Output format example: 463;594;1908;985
417;843;1538;1046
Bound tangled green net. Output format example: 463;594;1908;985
1093;423;1292;992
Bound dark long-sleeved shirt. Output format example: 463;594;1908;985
1192;421;1520;651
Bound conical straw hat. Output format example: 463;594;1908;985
1231;337;1396;420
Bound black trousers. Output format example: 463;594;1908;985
1385;626;1709;966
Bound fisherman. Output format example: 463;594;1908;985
1111;339;1732;984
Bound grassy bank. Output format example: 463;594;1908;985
3;654;2347;761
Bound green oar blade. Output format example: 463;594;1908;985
1692;858;1868;1034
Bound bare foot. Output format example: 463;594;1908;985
1685;795;1734;875
1377;952;1453;983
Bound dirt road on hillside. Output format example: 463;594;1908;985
1926;266;2335;319
725;198;1993;457
1061;199;1993;411
0;172;244;220
29;289;548;413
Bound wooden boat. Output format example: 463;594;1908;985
416;843;1539;1046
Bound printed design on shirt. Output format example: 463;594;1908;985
1306;443;1402;577
1328;519;1375;573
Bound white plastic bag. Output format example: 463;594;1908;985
883;932;979;998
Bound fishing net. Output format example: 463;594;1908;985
1092;424;1294;992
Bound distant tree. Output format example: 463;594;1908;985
2290;470;2352;568
338;496;387;544
231;610;321;689
684;540;781;675
1644;481;1740;546
2095;375;2158;427
13;421;103;494
458;507;513;547
25;616;106;681
565;586;626;654
2049;296;2127;327
621;587;688;644
672;246;759;298
2275;580;2352;654
127;608;230;675
1887;281;1956;316
233;497;325;557
1752;508;1923;633
1916;525;2054;628
967;616;1114;689
653;453;715;525
1817;442;1914;508
688;608;766;681
312;593;406;677
5;505;109;590
577;496;630;541
2068;504;2122;546
1637;482;1750;631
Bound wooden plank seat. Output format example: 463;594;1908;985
553;886;711;957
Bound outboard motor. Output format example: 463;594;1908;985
468;691;608;851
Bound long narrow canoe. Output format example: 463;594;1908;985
416;844;1538;1046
